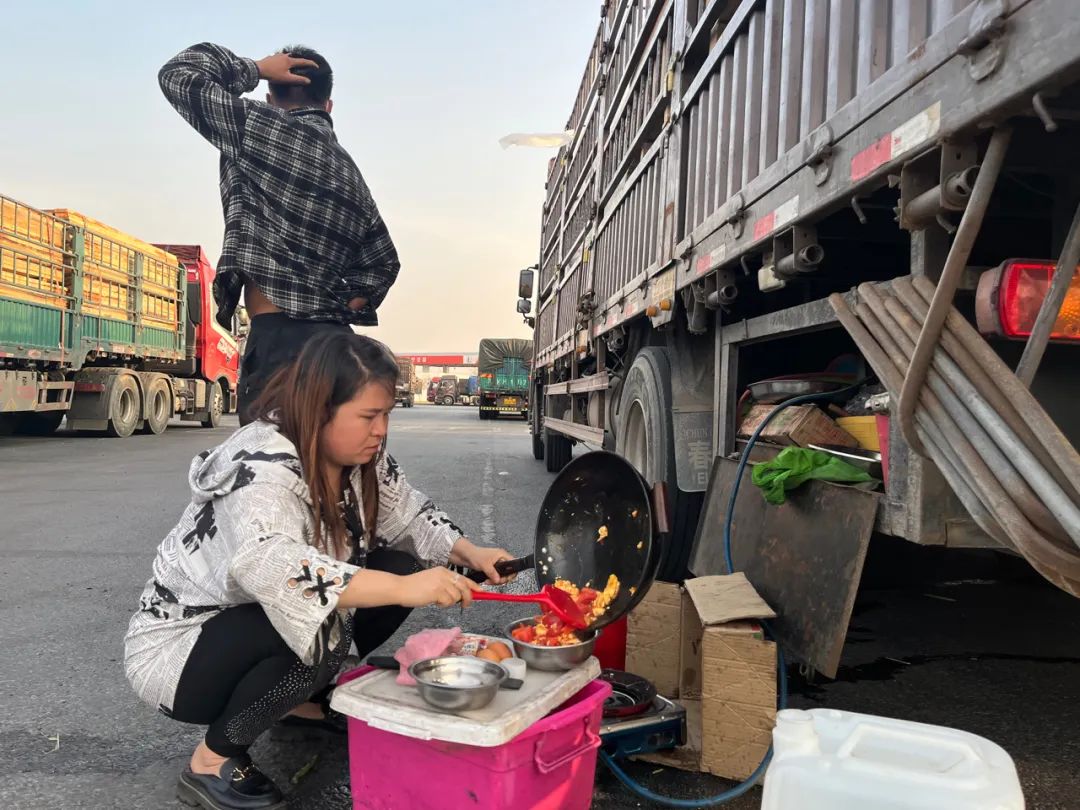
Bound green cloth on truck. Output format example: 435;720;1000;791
751;447;874;505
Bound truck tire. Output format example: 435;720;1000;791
14;411;64;436
616;348;702;582
140;379;171;435
544;429;572;472
201;381;224;428
530;391;544;460
106;375;141;438
442;396;455;406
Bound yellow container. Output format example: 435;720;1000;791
1;198;68;252
46;210;176;262
0;233;67;309
46;209;182;332
835;416;881;451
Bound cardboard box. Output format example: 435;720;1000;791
738;403;859;449
626;581;682;698
631;574;777;781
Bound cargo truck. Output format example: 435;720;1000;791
395;356;416;407
522;0;1080;675
435;375;459;406
0;196;238;437
426;378;441;403
478;338;531;420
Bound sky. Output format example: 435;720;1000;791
0;1;600;352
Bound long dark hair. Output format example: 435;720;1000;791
250;331;399;556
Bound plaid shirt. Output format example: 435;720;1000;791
159;43;400;330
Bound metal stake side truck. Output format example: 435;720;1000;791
478;337;532;420
1;196;239;437
521;0;1080;671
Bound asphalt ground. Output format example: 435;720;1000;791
1;403;1077;809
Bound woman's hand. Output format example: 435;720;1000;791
398;567;480;608
450;538;518;586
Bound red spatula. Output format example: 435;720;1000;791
471;584;589;630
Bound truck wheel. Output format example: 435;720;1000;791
140;379;171;435
201;382;224;428
443;396;455;406
544;429;572;472
532;432;545;460
106;375;141;438
14;411;64;436
616;348;702;582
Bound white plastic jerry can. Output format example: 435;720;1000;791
761;708;1025;810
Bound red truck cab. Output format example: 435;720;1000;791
155;244;240;412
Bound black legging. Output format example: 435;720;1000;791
170;549;417;757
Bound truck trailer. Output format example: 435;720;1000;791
395;356;416;407
0;196;238;437
478;337;531;420
523;0;1080;675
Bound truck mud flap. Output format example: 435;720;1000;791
673;407;713;492
690;456;878;678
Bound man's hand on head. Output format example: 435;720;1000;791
256;53;320;85
347;296;369;312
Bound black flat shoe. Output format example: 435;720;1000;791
176;755;285;810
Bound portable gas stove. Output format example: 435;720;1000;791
598;670;687;759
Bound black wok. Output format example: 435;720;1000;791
532;451;665;631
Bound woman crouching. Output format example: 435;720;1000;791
124;332;513;810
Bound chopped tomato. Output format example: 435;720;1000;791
577;588;599;605
512;626;536;643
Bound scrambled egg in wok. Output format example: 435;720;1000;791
511;574;620;647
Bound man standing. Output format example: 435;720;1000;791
160;43;400;423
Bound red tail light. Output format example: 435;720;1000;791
975;259;1080;340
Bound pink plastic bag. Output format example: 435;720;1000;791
392;627;462;685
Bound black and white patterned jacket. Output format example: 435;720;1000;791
124;421;461;714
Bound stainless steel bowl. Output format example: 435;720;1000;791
505;617;598;671
748;378;849;403
408;656;507;712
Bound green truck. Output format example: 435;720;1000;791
1;195;238;437
478;338;531;420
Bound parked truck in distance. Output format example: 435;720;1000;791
435;375;459;406
394;356;415;408
478;338;531;420
0;196;239;437
426;377;441;403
